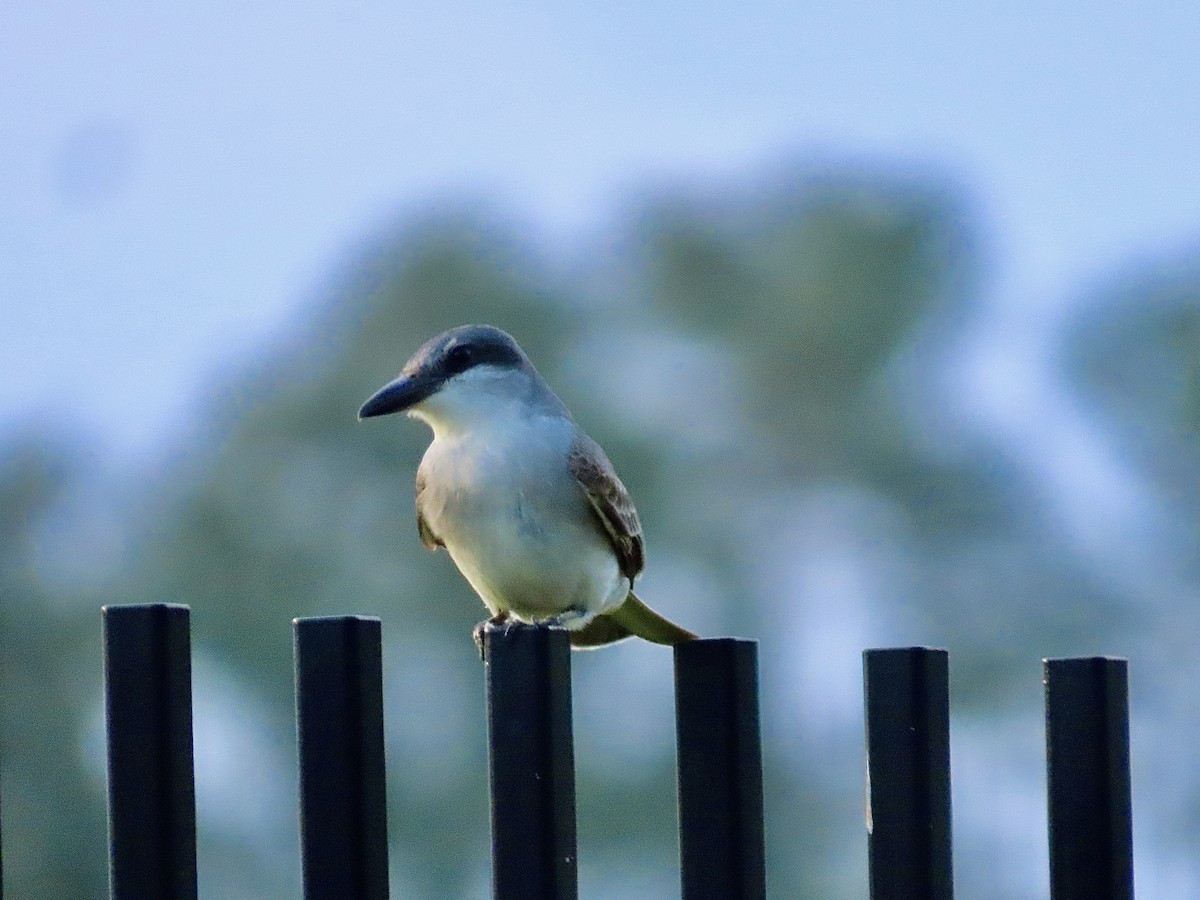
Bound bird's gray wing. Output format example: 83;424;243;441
568;431;644;581
414;469;444;550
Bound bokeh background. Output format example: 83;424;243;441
4;2;1200;896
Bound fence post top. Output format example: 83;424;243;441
863;645;947;657
292;614;383;627
101;602;191;616
1043;655;1128;665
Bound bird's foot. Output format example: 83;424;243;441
473;611;512;661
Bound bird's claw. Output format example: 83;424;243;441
473;612;512;661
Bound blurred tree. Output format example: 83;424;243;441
6;175;1199;898
1068;263;1200;518
0;439;108;897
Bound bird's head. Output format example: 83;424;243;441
358;325;561;436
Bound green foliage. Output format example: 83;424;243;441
0;441;108;896
1068;265;1200;509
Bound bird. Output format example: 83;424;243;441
358;324;698;650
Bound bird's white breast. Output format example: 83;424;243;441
415;410;627;623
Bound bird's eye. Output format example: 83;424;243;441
445;343;474;373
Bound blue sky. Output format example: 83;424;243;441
4;0;1199;459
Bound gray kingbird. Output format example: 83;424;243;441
359;324;698;649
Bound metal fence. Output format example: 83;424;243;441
0;604;1134;899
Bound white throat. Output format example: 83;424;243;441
409;365;544;441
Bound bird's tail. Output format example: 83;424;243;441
569;591;698;649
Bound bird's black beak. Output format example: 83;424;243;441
358;372;439;419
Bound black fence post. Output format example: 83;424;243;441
1044;656;1133;900
483;623;577;900
294;616;390;900
103;603;198;900
674;638;766;900
863;647;953;900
